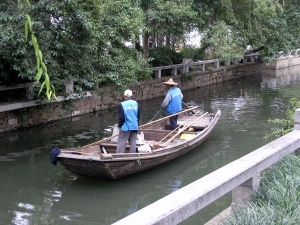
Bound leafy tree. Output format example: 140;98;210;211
259;0;300;63
1;0;151;97
140;0;197;58
149;47;183;67
191;0;300;63
2;0;300;99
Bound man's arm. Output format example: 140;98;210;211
137;102;140;126
161;93;171;108
118;104;125;128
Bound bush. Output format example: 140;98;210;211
180;47;206;61
149;47;184;67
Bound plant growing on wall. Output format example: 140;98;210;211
265;97;300;140
181;73;194;82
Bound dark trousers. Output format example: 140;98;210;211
169;115;178;130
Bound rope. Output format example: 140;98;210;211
148;108;163;122
137;153;142;165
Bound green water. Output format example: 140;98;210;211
0;69;300;225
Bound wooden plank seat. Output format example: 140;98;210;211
140;129;172;141
177;115;211;129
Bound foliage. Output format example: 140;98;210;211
149;47;183;67
258;0;300;63
1;0;300;99
180;73;193;82
180;47;205;61
141;0;198;47
192;0;300;63
23;0;55;99
202;21;244;64
265;98;300;140
0;0;151;98
221;154;300;225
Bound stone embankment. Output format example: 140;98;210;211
0;62;263;133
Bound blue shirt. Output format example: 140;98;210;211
161;87;183;115
118;99;140;131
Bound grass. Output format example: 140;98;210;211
220;153;300;225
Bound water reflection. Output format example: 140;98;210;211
261;67;300;90
12;211;32;225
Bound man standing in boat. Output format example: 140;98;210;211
161;78;183;130
117;89;140;153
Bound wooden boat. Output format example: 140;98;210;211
54;107;221;179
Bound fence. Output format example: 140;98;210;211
0;82;34;100
150;54;261;79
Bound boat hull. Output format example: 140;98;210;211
57;109;221;179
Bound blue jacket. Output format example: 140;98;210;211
166;87;182;115
118;99;140;131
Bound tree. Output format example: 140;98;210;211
2;0;300;99
195;0;300;63
140;0;197;58
1;0;151;98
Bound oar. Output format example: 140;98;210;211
139;106;199;129
157;111;201;144
60;150;96;156
83;133;120;147
83;106;199;147
162;112;208;147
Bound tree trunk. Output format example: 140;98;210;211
166;36;170;48
143;32;149;59
135;42;141;52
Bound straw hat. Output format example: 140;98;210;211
124;89;133;97
163;78;178;86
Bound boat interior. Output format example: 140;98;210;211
62;113;215;156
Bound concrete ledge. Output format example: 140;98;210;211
112;129;300;225
0;82;33;91
0;91;92;112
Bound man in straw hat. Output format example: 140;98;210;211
117;89;140;153
161;78;183;130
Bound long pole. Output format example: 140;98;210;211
162;112;208;147
83;106;199;147
157;111;201;144
139;106;199;129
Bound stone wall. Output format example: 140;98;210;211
0;62;263;133
264;54;300;69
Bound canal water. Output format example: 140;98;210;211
1;68;300;225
